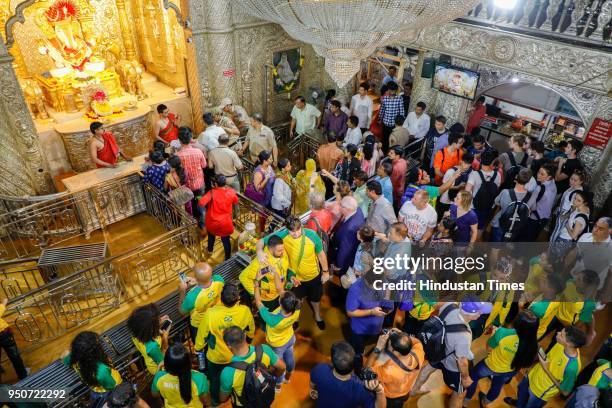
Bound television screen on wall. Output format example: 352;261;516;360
432;63;480;100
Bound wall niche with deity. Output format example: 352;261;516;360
1;0;192;173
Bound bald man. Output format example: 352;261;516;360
179;262;225;340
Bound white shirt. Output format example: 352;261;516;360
398;201;437;242
197;125;225;154
559;209;588;240
350;94;373;129
271;177;292;211
439;167;458;204
403;111;431;139
344;127;363;147
291;103;321;135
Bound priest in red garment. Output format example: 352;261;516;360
89;121;132;168
154;104;180;144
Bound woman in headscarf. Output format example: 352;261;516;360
294;158;325;214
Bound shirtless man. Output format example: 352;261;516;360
89;121;132;168
154;104;180;144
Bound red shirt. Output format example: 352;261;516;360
96;131;119;168
466;104;486;135
305;209;333;234
198;187;238;236
177;145;206;191
391;158;408;201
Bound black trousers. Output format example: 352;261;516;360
191;187;205;228
0;329;27;380
387;395;410;408
382;125;394;154
349;331;378;373
207;234;231;260
206;360;228;405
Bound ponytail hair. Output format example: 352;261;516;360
164;343;193;404
168;156;187;185
511;310;539;370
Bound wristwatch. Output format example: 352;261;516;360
372;347;382;354
322;270;329;273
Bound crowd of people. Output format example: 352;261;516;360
50;77;610;408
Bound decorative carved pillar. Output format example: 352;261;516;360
409;50;438;113
115;0;137;60
202;0;238;105
0;48;51;195
180;0;203;133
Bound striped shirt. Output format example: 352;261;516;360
177;145;207;191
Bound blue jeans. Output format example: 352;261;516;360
517;376;546;408
491;226;504;242
465;360;516;402
271;335;296;382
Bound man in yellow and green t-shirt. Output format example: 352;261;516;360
256;215;329;330
528;272;565;341
195;284;254;405
179;262;225;340
509;326;586;407
466;310;538;406
219;326;285;407
240;234;291;310
254;271;300;387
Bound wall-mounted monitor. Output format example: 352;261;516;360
432;63;480;100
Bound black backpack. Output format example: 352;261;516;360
416;304;469;364
501;153;528;190
309;217;330;253
499;190;532;242
473;170;499;211
228;346;276;408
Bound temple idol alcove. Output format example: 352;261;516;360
2;0;193;174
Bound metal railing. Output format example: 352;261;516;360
12;254;250;407
235;193;285;234
0;175;146;261
461;0;612;48
0;258;46;300
0;179;200;353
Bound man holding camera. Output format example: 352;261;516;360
366;328;425;408
310;341;386;408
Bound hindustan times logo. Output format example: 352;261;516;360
372;253;487;275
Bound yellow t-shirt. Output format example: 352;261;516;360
557;281;596;326
264;228;323;282
219;345;278;407
180;275;225;328
239;248;290;301
529;299;560;339
485;327;518;373
132;336;164;375
528;343;581;401
0;304;8;333
195;303;255;364
258;306;300;347
152;369;209;408
588;360;610;389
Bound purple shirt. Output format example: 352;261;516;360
346;278;391;335
450;204;478;243
324;111;348;139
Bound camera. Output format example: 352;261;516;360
357;368;378;381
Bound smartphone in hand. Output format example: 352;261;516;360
160;319;172;332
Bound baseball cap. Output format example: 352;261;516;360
220;97;232;107
460;299;493;314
